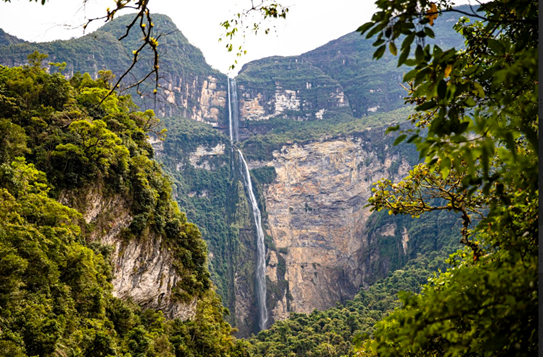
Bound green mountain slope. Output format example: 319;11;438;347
0;61;244;356
300;6;466;117
237;6;466;122
0;29;26;47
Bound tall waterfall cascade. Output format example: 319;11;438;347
227;78;268;331
227;78;239;142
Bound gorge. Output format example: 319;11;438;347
0;2;536;355
0;8;464;339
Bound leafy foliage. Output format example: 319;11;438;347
219;1;289;70
0;60;245;356
356;0;538;355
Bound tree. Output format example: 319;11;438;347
0;54;245;357
353;0;537;355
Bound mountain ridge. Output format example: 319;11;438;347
0;14;227;123
0;28;26;47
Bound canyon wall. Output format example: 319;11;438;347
236;57;351;123
264;136;410;318
157;118;429;335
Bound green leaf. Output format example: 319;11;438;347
398;46;411;66
415;45;424;62
440;157;451;179
356;22;374;34
366;22;385;39
415;100;436;111
373;39;385;47
472;82;485;98
401;33;415;50
487;39;505;55
424;27;435;38
437;80;447;99
393;134;407;145
456;121;469;134
389;42;398;56
374;45;386;60
406;134;419;143
464;97;476;107
414;67;431;87
403;68;418;82
386;125;400;133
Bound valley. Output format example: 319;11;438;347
0;11;463;335
0;2;536;355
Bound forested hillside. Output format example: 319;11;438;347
0;57;246;356
0;29;25;47
247;248;451;356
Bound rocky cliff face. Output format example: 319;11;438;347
59;180;197;320
236;57;352;125
158;120;424;333
257;130;415;322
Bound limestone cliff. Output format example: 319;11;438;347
155;115;434;334
236;57;352;126
257;130;416;322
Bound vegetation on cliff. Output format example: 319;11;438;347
0;55;246;356
158;117;239;320
239;106;413;161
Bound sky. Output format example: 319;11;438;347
0;0;379;75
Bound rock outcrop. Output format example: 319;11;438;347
59;180;197;320
236;57;352;124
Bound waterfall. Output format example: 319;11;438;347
227;77;268;331
238;149;269;331
227;78;239;142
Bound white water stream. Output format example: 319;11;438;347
227;78;268;331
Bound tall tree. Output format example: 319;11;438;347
354;0;537;355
